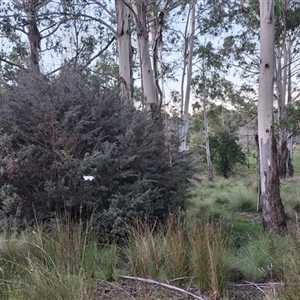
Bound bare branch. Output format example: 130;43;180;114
84;0;115;19
120;275;206;300
40;20;65;38
0;57;27;70
79;36;116;71
63;12;116;35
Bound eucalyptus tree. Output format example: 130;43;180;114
122;0;191;111
59;0;116;72
192;40;251;180
221;0;300;178
15;0;43;73
179;0;195;151
130;0;162;111
197;79;214;181
0;0;56;76
258;0;286;233
0;0;118;80
115;0;133;105
275;0;300;178
192;42;223;181
178;0;242;151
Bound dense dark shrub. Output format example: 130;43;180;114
0;69;194;239
210;130;246;178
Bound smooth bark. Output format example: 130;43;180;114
203;83;214;181
258;0;286;233
276;29;293;178
116;0;133;105
180;0;195;151
131;0;158;111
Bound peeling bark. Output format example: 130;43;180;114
131;0;158;111
275;0;293;178
278;135;294;178
260;130;286;233
258;0;286;234
116;0;133;105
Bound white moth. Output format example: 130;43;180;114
83;175;95;181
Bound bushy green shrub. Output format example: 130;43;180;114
209;130;246;178
0;69;194;239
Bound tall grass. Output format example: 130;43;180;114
0;221;114;300
123;216;229;296
188;221;228;296
117;149;300;299
124;221;186;279
277;228;300;299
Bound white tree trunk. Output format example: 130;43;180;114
275;3;293;178
131;0;158;111
203;83;214;181
149;1;159;103
180;0;195;151
116;0;133;105
258;0;286;233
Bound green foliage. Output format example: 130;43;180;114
286;6;300;31
0;69;194;240
188;177;258;226
279;101;300;136
209;130;246;178
228;234;289;283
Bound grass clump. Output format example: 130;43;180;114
228;235;275;282
188;221;229;297
122;218;188;280
227;185;257;213
277;231;300;299
0;221;111;300
123;216;229;297
189;177;257;223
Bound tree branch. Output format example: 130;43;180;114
120;275;206;300
84;0;115;19
0;57;27;70
79;36;116;71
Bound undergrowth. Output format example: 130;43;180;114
0;221;104;300
1;153;300;299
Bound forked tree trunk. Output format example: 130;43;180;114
116;0;133;105
149;1;167;107
131;0;158;111
258;0;286;233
